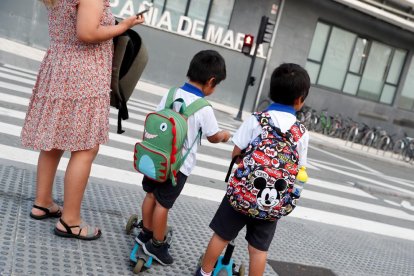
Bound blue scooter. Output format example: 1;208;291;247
198;239;245;276
125;215;173;274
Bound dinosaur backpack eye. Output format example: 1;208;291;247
160;123;168;132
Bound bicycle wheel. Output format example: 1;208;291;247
361;131;374;147
345;127;355;144
376;136;388;153
393;139;404;156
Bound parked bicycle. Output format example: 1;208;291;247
329;113;344;138
392;133;412;159
375;130;394;155
402;140;414;163
315;109;332;135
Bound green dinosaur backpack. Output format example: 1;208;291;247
134;87;210;186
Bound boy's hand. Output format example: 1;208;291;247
221;130;231;143
207;130;231;143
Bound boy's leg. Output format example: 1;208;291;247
152;200;168;241
199;197;246;274
142;172;187;265
201;233;229;273
247;244;267;276
136;191;156;245
141;192;156;230
245;218;278;276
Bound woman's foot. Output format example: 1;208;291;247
54;218;101;240
30;202;62;220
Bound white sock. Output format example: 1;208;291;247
200;267;212;276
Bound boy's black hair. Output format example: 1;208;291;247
269;63;310;105
187;50;226;87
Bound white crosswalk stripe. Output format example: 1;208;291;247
1;63;414;242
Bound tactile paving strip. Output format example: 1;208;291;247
0;165;24;276
1;163;414;275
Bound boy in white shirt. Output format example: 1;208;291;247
137;50;231;266
196;63;310;276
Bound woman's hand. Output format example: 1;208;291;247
77;0;146;43
119;14;145;29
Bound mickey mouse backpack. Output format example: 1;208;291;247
226;112;306;221
134;88;210;186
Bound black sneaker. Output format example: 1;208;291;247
143;240;173;265
135;230;152;245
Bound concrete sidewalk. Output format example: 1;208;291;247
309;131;413;168
2;159;414;276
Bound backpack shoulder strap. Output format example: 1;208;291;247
183;98;211;118
165;87;178;109
289;121;306;143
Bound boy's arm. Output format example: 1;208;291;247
200;106;230;143
297;131;310;167
207;130;231;143
232;145;242;158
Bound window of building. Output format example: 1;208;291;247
207;0;234;31
306;22;407;105
164;0;188;28
147;0;234;34
187;0;209;23
399;57;414;111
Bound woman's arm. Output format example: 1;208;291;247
76;0;144;43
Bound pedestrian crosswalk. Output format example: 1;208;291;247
1;63;414;242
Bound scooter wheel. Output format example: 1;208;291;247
126;214;139;235
238;264;246;276
133;259;145;274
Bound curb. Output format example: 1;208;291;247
353;182;414;201
309;132;413;168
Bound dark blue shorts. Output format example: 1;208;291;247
142;172;187;209
209;196;278;251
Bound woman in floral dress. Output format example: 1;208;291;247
21;0;144;240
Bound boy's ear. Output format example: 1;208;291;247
208;77;217;87
294;96;304;105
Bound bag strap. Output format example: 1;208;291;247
225;155;240;182
176;98;210;168
254;111;296;141
182;98;211;118
165;87;177;109
289;121;305;143
174;129;202;171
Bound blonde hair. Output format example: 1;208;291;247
41;0;58;7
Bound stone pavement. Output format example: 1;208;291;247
1;158;414;276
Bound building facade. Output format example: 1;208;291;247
1;0;413;136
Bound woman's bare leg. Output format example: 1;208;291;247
56;145;100;236
31;149;64;216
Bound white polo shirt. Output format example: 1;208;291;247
156;85;220;176
232;110;309;167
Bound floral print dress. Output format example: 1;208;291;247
21;0;115;151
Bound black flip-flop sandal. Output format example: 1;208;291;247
54;218;102;241
30;204;62;220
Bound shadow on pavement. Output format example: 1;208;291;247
268;260;336;276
